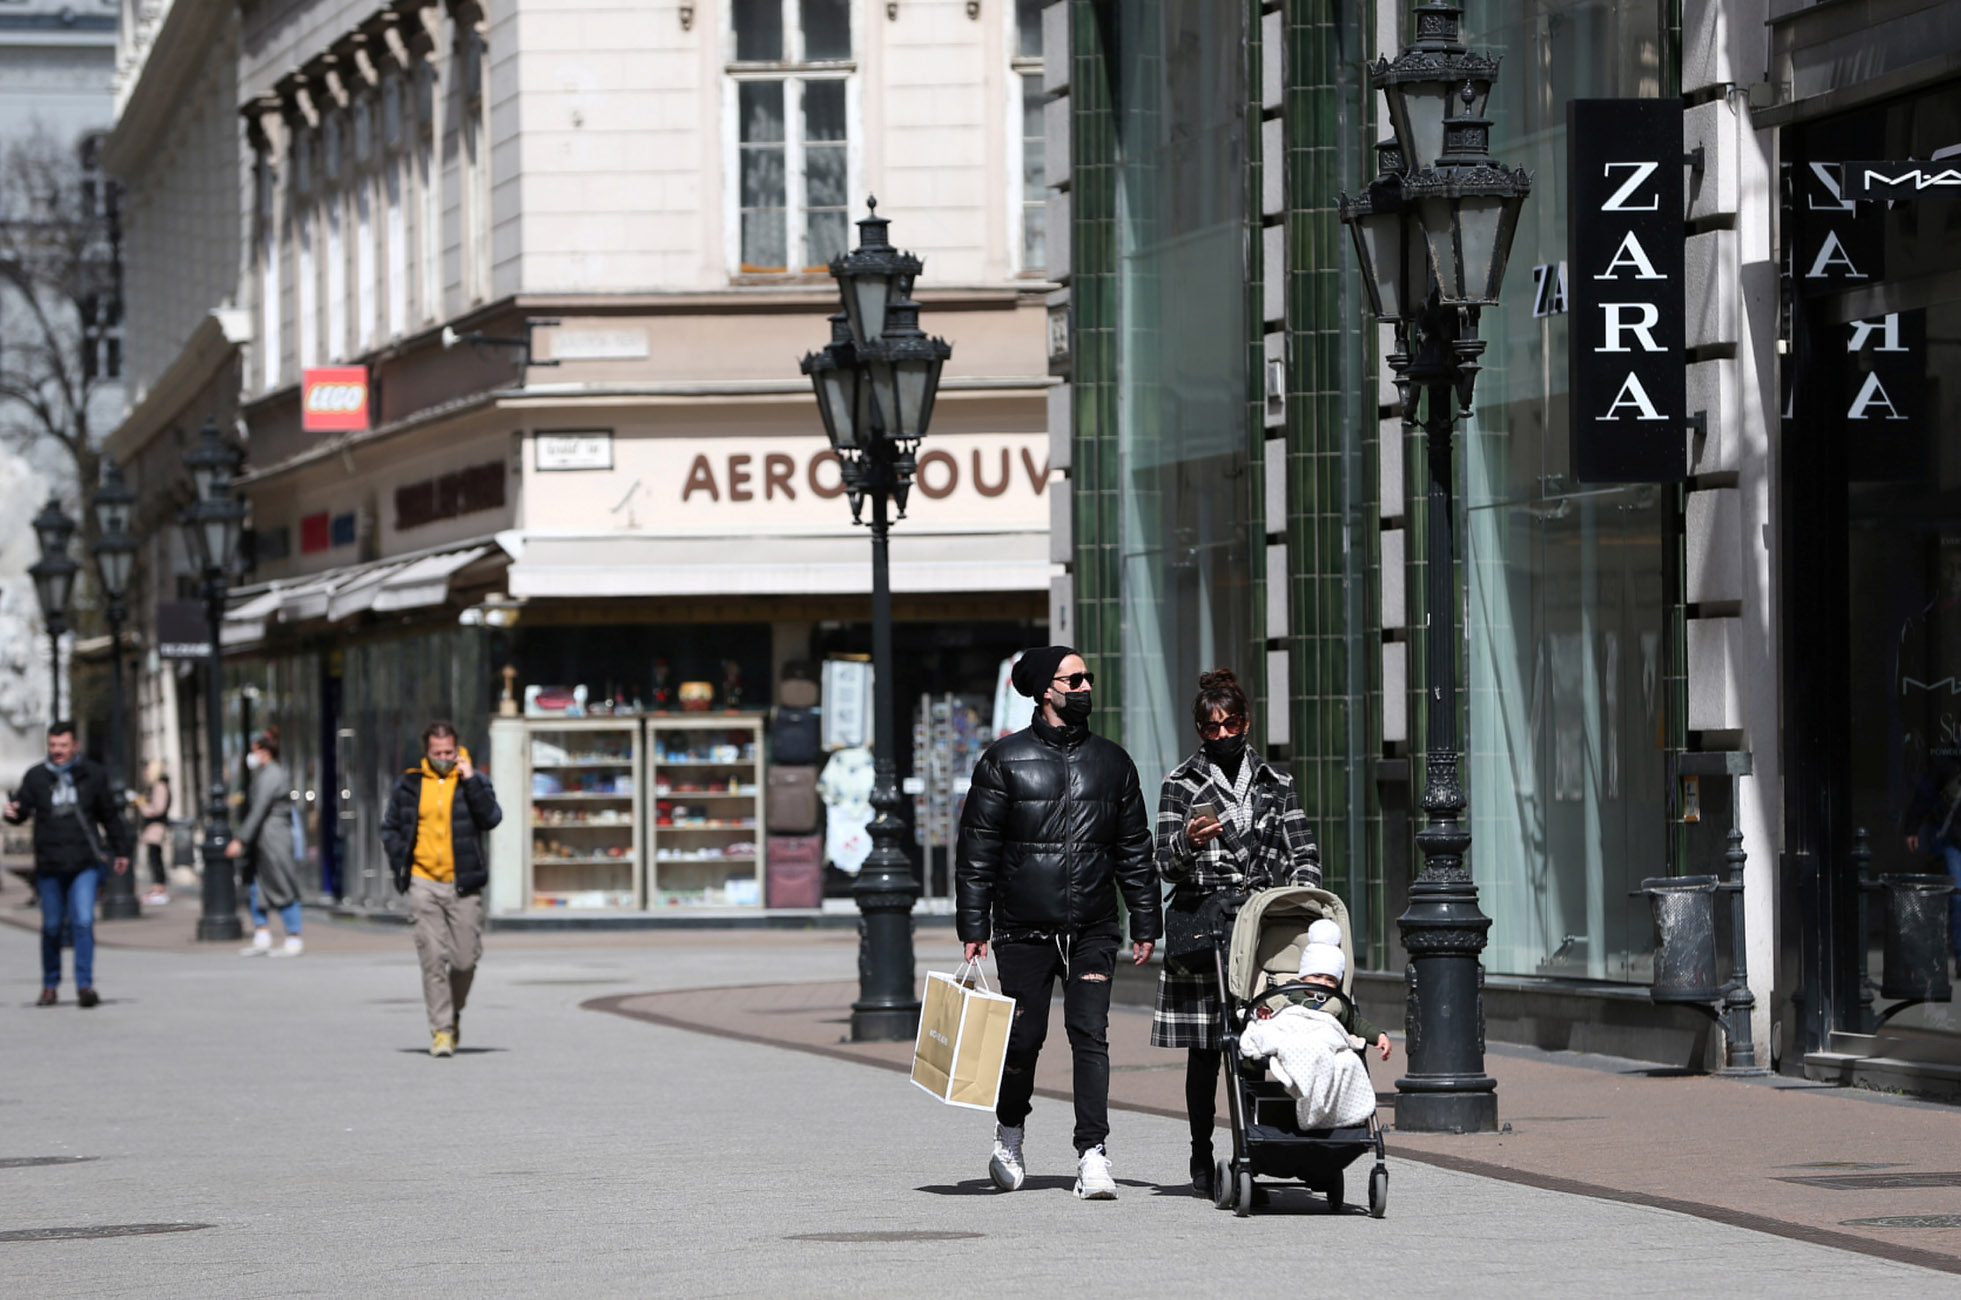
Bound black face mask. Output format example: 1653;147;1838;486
1054;689;1094;725
1203;734;1247;766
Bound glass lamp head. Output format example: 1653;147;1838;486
828;197;924;350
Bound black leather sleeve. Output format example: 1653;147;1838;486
1114;758;1161;942
954;748;1008;943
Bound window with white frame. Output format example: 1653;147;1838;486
415;60;439;325
728;0;853;276
382;73;408;339
354;96;378;348
1014;0;1044;272
258;159;281;388
325;114;347;359
295;133;318;368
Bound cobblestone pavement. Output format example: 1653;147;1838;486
0;922;1953;1297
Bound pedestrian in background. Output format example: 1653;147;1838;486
4;721;132;1007
1152;668;1321;1197
137;760;172;906
231;728;303;957
381;722;501;1058
957;645;1160;1200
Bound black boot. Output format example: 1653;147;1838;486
1190;1143;1214;1197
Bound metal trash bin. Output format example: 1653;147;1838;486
1878;874;1955;1003
1639;875;1722;1003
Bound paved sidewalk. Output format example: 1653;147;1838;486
603;976;1961;1277
0;924;1953;1296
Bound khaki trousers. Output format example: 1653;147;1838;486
409;877;483;1036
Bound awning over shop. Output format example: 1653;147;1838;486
502;531;1051;598
225;541;503;631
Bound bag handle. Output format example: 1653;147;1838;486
954;957;992;993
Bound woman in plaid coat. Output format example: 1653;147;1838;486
1153;668;1321;1194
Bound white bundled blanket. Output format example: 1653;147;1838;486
1238;1004;1376;1130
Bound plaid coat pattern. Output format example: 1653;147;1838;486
1151;752;1321;1050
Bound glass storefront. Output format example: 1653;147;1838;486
1112;0;1256;794
1785;81;1961;1043
1460;0;1671;979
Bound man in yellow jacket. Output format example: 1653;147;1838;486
380;721;503;1057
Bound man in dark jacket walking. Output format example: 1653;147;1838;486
5;722;132;1006
380;721;501;1057
957;646;1159;1200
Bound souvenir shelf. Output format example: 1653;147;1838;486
523;720;643;910
648;713;767;908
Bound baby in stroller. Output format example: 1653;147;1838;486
1258;919;1393;1061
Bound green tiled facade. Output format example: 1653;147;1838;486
1280;0;1377;950
1062;0;1379;942
1068;0;1122;741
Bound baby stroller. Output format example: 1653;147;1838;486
1206;885;1388;1218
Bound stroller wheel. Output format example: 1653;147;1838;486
1212;1160;1235;1211
1368;1165;1388;1219
1232;1171;1254;1218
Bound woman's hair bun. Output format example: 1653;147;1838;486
262;724;280;744
1198;668;1238;691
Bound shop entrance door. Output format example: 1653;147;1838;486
1783;87;1961;1060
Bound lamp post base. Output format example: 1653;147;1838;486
1394;873;1499;1134
850;861;921;1044
197;914;244;942
851;1003;923;1042
1393;1084;1498;1134
99;882;142;921
194;828;241;943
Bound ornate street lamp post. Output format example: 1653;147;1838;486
93;464;142;920
1341;0;1528;1134
801;199;950;1042
29;496;79;726
178;419;247;942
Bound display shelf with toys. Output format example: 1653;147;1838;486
647;713;767;907
521;721;643;910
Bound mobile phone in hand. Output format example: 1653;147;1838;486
1192;802;1219;824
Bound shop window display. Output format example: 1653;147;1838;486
1459;0;1668;981
1112;0;1256;797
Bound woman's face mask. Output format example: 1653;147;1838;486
246;752;263;771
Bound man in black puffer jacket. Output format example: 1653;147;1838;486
957;645;1159;1201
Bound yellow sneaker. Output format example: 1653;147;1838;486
431;1031;456;1058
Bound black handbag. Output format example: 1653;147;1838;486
1163;891;1242;972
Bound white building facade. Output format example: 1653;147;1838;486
109;0;1054;911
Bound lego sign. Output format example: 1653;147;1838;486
301;366;371;432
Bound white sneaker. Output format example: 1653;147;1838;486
271;936;303;958
1074;1144;1117;1200
987;1123;1025;1191
241;929;272;957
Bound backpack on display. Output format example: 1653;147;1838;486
772;707;821;766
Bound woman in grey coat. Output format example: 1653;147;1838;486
229;726;304;956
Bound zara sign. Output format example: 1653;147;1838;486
1567;99;1686;484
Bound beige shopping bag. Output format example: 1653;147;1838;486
910;962;1015;1111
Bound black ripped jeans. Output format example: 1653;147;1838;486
993;926;1120;1154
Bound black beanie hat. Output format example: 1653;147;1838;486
1011;646;1077;698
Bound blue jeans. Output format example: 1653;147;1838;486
37;868;101;990
1941;844;1961;958
248;882;303;935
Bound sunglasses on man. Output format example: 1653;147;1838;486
1198;715;1247;738
1051;671;1095;690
